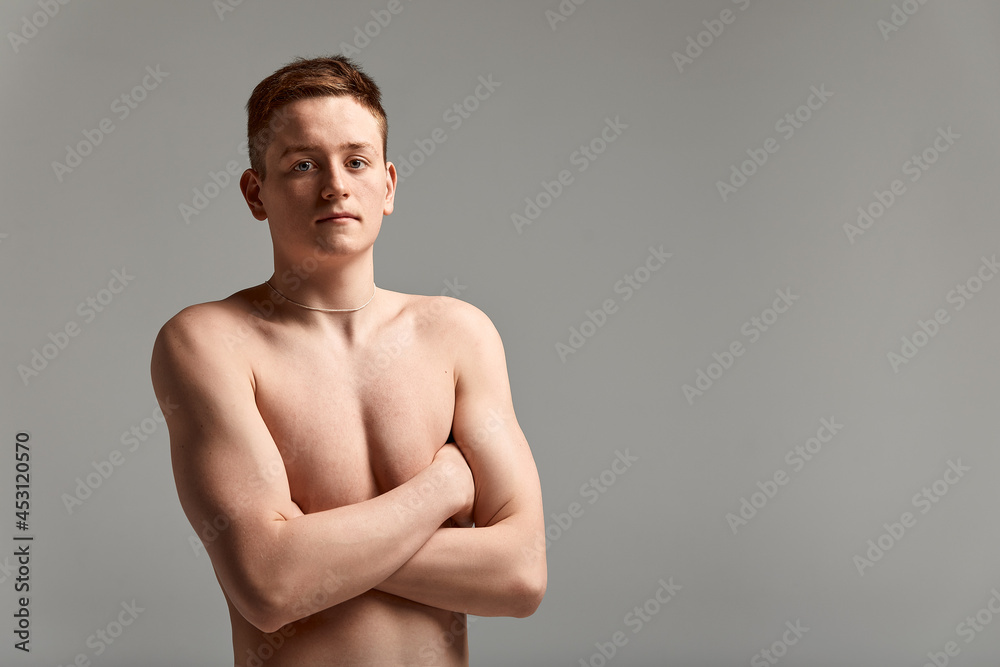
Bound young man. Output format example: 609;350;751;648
150;56;546;666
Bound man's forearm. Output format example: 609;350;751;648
237;459;462;632
373;518;546;618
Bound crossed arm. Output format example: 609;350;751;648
150;298;546;633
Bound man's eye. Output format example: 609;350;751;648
293;161;314;172
348;159;365;169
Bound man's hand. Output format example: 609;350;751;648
433;443;475;528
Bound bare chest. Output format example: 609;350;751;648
250;322;455;514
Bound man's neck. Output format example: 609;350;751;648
266;251;381;341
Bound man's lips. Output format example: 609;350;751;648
316;213;357;223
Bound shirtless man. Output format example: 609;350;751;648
150;56;546;666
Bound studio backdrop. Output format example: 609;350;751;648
3;0;1000;665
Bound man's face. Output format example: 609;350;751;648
241;95;396;262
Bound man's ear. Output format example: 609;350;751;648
383;161;397;216
240;169;268;221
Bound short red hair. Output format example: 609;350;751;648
245;55;388;179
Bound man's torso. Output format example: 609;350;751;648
207;285;466;666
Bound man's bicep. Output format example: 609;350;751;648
449;305;542;529
151;312;301;592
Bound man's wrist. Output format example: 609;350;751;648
432;457;465;516
400;457;459;521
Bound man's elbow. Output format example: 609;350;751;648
246;608;287;635
218;524;319;633
232;577;293;634
237;561;358;632
509;559;547;618
221;553;304;633
511;583;546;618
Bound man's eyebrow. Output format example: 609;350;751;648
278;142;379;160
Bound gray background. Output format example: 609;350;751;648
2;0;999;665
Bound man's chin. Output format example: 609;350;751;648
307;238;377;258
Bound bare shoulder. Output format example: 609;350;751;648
154;300;241;354
389;292;510;393
151;290;262;384
392;290;500;345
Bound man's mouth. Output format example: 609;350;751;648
316;213;357;223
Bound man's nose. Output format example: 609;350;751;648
322;166;349;198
